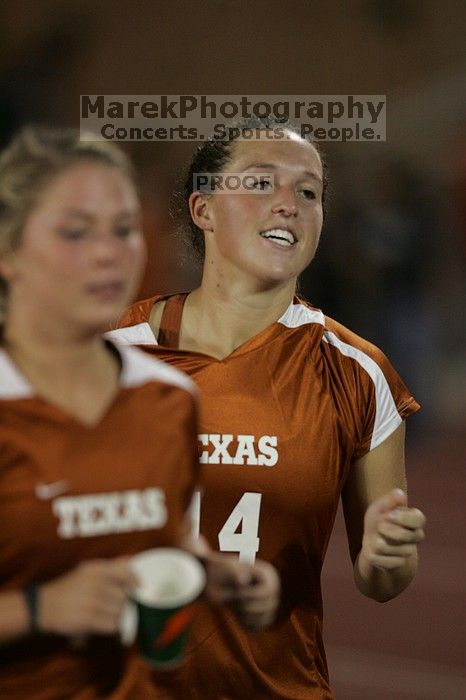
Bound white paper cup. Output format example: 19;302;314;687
126;548;206;668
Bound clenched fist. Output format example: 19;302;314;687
205;553;280;631
360;488;426;572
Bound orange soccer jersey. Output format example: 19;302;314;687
0;341;199;699
110;294;420;700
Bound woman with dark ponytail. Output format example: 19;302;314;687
111;117;426;700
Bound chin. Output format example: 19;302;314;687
259;264;300;283
77;306;126;335
251;253;309;283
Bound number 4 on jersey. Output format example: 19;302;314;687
219;492;262;564
190;491;263;564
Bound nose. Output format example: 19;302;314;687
270;185;298;217
91;231;123;264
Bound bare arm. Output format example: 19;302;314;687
0;559;136;646
342;423;426;602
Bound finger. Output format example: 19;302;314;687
388;508;426;529
228;562;257;588
242;562;280;591
79;559;137;589
234;597;279;615
77;589;126;622
373;488;408;514
236;580;278;601
95;589;128;616
206;582;242;605
372;537;417;557
207;557;253;587
105;561;138;589
88;609;122;634
67;604;119;635
237;609;276;631
378;521;425;543
208;576;274;605
365;553;407;570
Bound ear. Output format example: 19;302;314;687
189;191;214;233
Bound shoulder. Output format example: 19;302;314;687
321;315;391;372
287;297;392;372
320;315;409;405
278;297;326;330
286;299;416;412
107;295;167;346
116;295;159;327
308;307;419;450
112;342;197;398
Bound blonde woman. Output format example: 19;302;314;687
0;126;279;699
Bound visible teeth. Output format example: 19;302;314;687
270;237;292;246
260;228;295;245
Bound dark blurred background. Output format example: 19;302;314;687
1;1;464;697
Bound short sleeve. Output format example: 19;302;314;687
353;343;420;458
322;320;420;460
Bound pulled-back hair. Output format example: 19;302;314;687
171;116;328;262
0;125;136;320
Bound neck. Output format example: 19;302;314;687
3;310;111;388
184;273;297;358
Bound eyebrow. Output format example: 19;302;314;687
60;208;139;220
242;162;323;184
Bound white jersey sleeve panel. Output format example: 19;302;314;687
278;301;402;451
322;331;402;450
105;323;158;346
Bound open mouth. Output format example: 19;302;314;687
87;281;124;299
259;228;297;247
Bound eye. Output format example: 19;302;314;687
114;224;134;238
59;228;87;240
300;188;316;200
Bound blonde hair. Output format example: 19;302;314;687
0;125;136;321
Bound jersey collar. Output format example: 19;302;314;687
0;350;34;399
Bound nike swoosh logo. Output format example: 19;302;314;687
35;480;70;500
